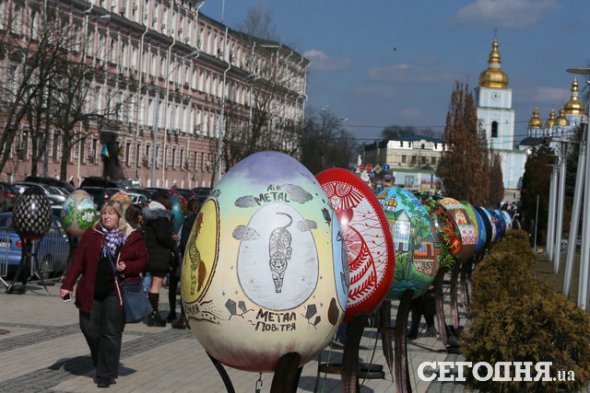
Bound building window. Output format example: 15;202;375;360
401;155;406;164
125;142;131;166
491;121;498;138
411;156;416;164
421;143;425;149
431;157;436;165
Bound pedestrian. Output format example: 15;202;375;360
408;285;437;339
60;200;148;388
142;192;177;327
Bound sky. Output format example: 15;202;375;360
203;0;590;143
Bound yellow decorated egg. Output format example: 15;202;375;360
181;151;347;372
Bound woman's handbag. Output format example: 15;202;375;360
106;252;152;323
120;279;152;323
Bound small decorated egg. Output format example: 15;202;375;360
419;195;461;270
439;198;478;264
316;168;395;322
61;190;98;237
170;194;188;227
181;151;347;372
377;187;439;299
470;204;488;255
109;191;132;211
13;188;52;240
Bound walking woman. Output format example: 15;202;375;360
142;192;177;326
60;201;148;388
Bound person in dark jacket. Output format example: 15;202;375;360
60;200;148;388
142;193;176;326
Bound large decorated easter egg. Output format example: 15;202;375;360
13;188;52;240
316;168;395;322
181;151;347;372
61;190;98;237
439;198;478;263
377;187;439;299
470;204;488;255
419;195;461;270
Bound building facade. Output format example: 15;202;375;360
475;38;527;200
361;135;446;191
0;0;309;188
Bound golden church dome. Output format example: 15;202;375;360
545;110;556;129
563;79;585;115
556;109;568;126
479;39;509;89
528;108;542;128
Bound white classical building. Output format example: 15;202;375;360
475;39;527;201
0;0;309;188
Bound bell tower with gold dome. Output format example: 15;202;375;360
476;38;516;151
476;38;525;200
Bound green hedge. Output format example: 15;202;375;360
461;230;590;392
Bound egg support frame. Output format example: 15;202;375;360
5;238;51;294
313;314;385;393
208;352;303;393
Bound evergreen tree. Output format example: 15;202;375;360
489;152;504;206
436;82;493;205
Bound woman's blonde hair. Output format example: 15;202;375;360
94;200;128;232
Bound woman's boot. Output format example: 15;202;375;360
147;292;166;327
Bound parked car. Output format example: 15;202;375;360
0;182;19;212
80;187;120;210
127;188;154;201
80;176;133;190
24;176;75;193
146;187;169;196
192;187;212;204
0;212;71;279
127;192;149;205
13;182;67;205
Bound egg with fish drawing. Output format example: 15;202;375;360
181;151;348;372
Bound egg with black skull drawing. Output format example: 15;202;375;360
181;151;348;372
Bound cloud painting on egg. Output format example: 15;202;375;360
181;152;347;372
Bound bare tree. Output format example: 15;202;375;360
299;108;357;174
0;3;129;181
235;6;279;41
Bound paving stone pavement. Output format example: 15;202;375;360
0;281;455;393
3;280;587;392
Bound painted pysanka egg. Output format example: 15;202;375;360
470;204;488;255
501;210;513;230
13;187;52;240
419;195;461;270
377;187;439;299
181;151;347;372
109;191;132;211
61;190;98;237
316;168;395;322
170;194;188;227
492;209;506;240
438;198;478;264
480;207;497;244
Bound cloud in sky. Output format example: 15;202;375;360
453;0;560;28
303;49;353;71
531;86;569;105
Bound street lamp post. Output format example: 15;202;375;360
562;67;590;309
149;49;199;187
215;27;230;184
